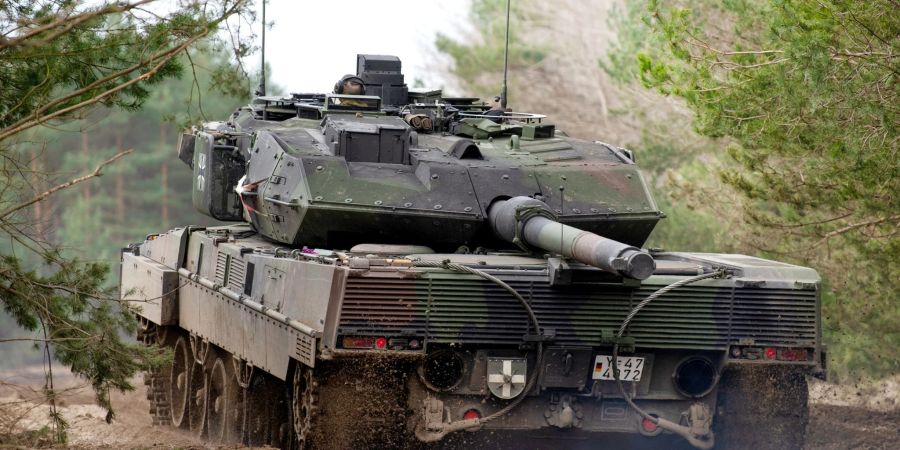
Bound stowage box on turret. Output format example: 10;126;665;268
124;55;823;450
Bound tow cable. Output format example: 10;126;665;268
411;259;545;442
612;268;727;450
412;259;726;447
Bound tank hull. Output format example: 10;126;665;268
123;225;823;448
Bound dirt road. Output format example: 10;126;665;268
1;370;897;449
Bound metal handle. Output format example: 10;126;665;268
264;196;300;207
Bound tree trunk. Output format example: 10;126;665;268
81;132;92;207
115;132;125;229
30;147;44;239
80;132;91;247
160;123;169;229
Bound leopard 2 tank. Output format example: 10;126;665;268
123;54;823;449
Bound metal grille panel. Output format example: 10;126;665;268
339;273;818;350
214;252;228;285
227;258;246;293
294;332;316;368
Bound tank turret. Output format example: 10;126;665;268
180;54;663;279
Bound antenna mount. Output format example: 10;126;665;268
500;0;510;109
255;0;267;97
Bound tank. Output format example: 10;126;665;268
124;54;824;450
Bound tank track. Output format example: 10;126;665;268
138;324;172;427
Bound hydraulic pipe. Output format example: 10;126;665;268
488;197;656;280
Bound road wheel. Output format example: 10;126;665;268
207;357;230;442
714;367;809;450
187;359;207;436
169;336;191;428
246;372;278;446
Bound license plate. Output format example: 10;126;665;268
592;355;645;381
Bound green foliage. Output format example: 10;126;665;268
0;0;254;437
609;0;899;379
0;253;169;419
435;0;547;96
0;1;250;139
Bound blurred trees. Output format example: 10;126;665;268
0;0;254;436
611;0;898;379
439;0;898;379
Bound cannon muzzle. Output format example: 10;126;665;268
488;197;656;280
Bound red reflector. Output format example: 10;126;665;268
463;409;481;420
779;348;807;361
341;336;375;349
641;417;658;432
765;347;777;359
375;337;387;349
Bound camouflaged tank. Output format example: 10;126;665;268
122;55;824;450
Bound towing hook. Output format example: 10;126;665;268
654;402;715;450
415;418;482;443
415;397;481;442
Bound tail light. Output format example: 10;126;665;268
778;348;809;361
342;336;375;349
638;413;662;437
641;417;658;432
463;409;481;420
339;335;424;351
729;345;811;362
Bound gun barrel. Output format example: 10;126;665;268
488;197;656;280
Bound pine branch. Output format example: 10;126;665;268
815;214;900;247
0;29;208;141
0;0;156;51
0;150;133;220
0;0;248;141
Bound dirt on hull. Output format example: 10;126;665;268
1;372;897;449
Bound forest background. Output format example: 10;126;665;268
1;0;896;404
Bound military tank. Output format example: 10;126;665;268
122;55;824;450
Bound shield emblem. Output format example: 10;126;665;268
487;358;527;399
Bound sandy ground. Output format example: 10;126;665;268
1;368;898;449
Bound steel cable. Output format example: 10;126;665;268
611;268;725;449
411;259;543;422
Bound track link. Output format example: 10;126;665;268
138;323;172;427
